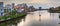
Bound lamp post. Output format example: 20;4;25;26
39;7;41;21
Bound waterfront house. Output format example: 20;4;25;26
14;5;25;13
0;2;4;16
0;7;4;16
14;3;28;13
5;4;14;12
4;3;15;15
28;6;35;12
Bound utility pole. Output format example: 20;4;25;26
39;7;41;21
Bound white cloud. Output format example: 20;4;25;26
0;0;60;8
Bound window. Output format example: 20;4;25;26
1;13;3;15
1;9;2;11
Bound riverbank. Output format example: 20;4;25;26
0;13;26;23
49;10;60;13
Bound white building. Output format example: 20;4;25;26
17;9;24;13
0;3;15;16
0;7;4;16
3;3;15;15
5;4;14;12
0;2;5;16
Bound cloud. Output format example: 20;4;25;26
0;0;59;5
0;0;4;2
1;0;50;4
0;0;60;8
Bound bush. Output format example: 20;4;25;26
59;16;60;19
0;13;26;20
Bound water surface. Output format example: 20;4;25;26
18;10;60;26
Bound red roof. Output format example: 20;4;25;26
14;6;25;9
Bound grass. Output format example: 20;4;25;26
0;13;26;20
0;10;26;21
0;14;26;26
0;10;26;26
0;11;26;26
0;13;26;26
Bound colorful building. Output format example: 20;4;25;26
14;3;28;13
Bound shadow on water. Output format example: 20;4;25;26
0;16;26;26
25;20;58;26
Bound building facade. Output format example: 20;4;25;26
5;3;15;12
28;6;35;12
14;3;28;13
0;2;4;16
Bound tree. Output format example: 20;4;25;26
9;9;17;15
58;6;60;10
39;7;42;10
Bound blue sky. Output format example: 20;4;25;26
0;0;60;9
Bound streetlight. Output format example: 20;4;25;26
39;7;41;21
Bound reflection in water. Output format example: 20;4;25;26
18;10;60;26
0;17;25;26
39;10;41;21
0;10;60;26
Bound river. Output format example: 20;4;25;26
17;10;60;26
0;10;60;26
